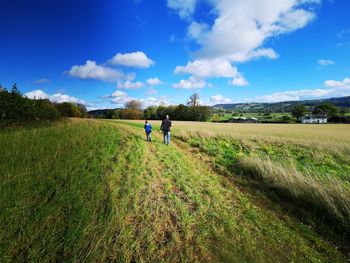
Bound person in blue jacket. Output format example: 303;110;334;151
144;120;152;142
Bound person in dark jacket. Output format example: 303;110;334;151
160;115;171;145
144;120;152;142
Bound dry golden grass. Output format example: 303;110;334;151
117;120;350;151
238;156;350;227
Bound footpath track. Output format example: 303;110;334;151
102;121;346;263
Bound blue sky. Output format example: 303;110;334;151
1;0;350;109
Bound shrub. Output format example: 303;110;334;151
0;85;61;125
55;102;87;117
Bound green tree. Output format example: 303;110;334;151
291;104;307;119
144;106;158;120
121;100;143;119
313;103;339;116
55;102;86;118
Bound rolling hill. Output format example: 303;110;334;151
212;96;350;112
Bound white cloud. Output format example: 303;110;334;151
238;48;279;62
187;21;208;41
174;58;249;86
324;77;350;88
103;90;169;108
140;96;170;107
68;60;128;82
318;59;335;66
171;0;319;86
109;51;154;68
25;89;85;104
25;90;50;100
188;0;318;62
50;93;85;104
106;90;132;106
146;77;163;85
167;0;197;19
111;90;129;98
117;80;145;89
174;58;238;78
210;94;232;104
173;76;207;89
248;77;350;102
33;78;50;84
230;75;249;86
252;89;331;102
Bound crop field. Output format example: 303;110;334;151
1;119;349;262
210;112;294;122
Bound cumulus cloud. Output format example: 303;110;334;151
253;89;331;102
25;89;85;104
174;59;238;78
117;80;145;89
173;76;207;89
318;59;335;66
103;90;169;108
102;90;132;106
187;0;318;62
109;51;154;68
167;0;197;19
210;94;232;104
174;58;247;86
140;96;170;107
248;77;350;102
230;75;249;86
68;60;128;82
25;90;50;100
187;21;208;41
170;0;319;86
146;77;163;85
324;77;350;88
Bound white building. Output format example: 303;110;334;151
300;115;327;124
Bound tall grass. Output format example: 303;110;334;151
238;157;350;230
0;120;120;262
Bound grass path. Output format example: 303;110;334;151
104;121;346;262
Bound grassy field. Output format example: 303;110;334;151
1;119;349;262
210;112;294;122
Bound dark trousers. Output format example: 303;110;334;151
146;132;152;142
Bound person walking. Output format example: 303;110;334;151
160;115;171;145
144;120;152;142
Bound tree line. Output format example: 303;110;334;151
98;93;210;122
291;103;350;123
0;84;87;126
291;103;346;119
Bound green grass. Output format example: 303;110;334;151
0;119;348;262
211;112;294;122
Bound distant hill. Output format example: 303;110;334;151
212;96;350;112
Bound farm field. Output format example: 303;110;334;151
1;119;349;262
210;112;294;122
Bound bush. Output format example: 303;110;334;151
55;102;87;118
0;84;87;126
0;85;61;125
